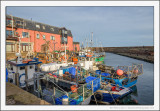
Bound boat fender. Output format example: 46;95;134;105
95;93;103;101
19;73;26;86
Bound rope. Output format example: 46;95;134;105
47;77;67;94
93;93;98;105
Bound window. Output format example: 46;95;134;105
43;35;46;39
50;36;55;40
65;31;67;34
61;37;68;43
51;28;54;31
36;24;40;29
43;26;45;30
6;42;15;52
62;30;65;33
20;66;25;70
37;34;40;39
21;43;30;52
22;32;29;38
30;66;33;69
10;65;13;70
16;20;21;25
6;30;14;37
16;20;24;26
21;22;24;25
6;19;12;26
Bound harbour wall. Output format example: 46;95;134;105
92;46;154;63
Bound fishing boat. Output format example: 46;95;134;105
95;63;143;88
6;53;42;88
91;82;132;104
33;65;101;105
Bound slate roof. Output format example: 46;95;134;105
73;42;80;44
6;15;73;37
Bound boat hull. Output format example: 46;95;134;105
91;87;132;104
103;77;138;88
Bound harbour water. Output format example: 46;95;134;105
104;52;154;105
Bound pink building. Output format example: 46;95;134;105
6;15;79;54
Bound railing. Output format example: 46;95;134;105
65;77;100;105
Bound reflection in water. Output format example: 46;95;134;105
130;85;138;97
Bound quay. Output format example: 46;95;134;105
6;83;50;105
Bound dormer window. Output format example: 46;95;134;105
36;24;40;29
43;26;45;30
51;28;54;31
16;20;21;25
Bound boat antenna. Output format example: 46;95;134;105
91;32;93;48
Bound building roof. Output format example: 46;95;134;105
73;42;80;44
6;15;72;37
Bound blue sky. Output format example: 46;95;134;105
7;6;154;47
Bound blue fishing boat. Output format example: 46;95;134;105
96;64;143;88
91;82;132;104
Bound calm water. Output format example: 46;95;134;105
104;52;154;105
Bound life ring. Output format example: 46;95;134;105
19;73;26;86
95;93;103;101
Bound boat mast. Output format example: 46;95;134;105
91;32;93;48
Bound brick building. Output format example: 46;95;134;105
6;15;80;56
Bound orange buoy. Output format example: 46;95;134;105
133;69;138;74
72;57;78;64
86;55;92;57
117;69;123;76
71;85;77;93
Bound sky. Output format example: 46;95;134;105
6;6;154;47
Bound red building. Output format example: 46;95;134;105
6;15;80;55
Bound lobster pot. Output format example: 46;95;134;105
62;95;69;105
93;66;98;71
59;70;63;76
40;64;50;72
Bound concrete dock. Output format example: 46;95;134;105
6;83;50;105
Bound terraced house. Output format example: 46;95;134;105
6;15;80;59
